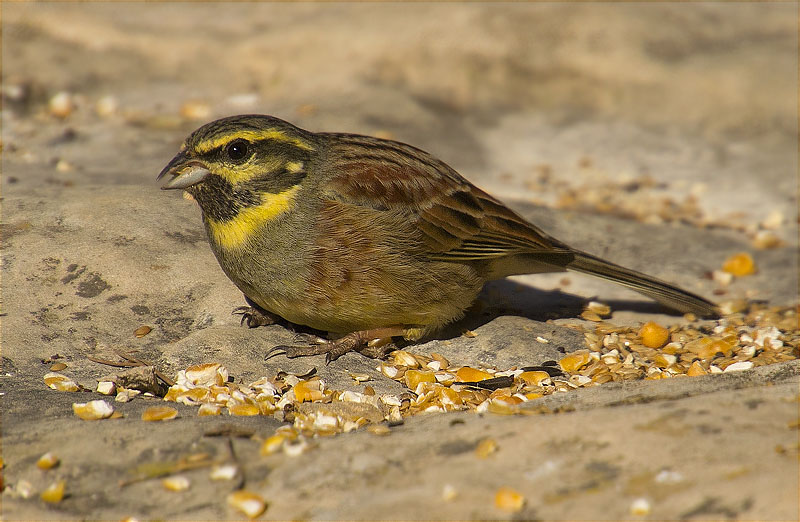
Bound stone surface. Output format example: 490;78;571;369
1;3;797;520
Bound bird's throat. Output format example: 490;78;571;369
204;185;301;250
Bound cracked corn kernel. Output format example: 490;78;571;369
367;424;391;436
456;367;493;382
518;370;551;386
441;483;458;501
36;452;60;470
559;351;592;372
437;386;463;408
431;352;450;369
405;369;436;390
293;379;324;402
40;480;66;503
16;479;34;499
722;252;756;276
185;363;228;386
197;403;222;416
686;338;731;359
227;490;267;519
686;361;708;376
141;406;178;421
73;400;114;420
475;438;498;458
392;350;420;368
48;92;73;118
162;475;190;491
115;389;141;403
653;353;677;368
210;464;238;481
630;497;651;516
487;397;521;415
349;372;371;383
49;362;67;371
723;361;754;372
260;434;287;456
640;322;669;348
228;403;260;416
44;373;79;392
96;381;116;395
494;486;525;512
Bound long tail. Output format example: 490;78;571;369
567;251;720;317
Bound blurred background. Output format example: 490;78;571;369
3;2;797;236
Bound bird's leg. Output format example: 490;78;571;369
232;297;281;328
265;326;408;363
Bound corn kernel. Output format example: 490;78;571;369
518;371;551;386
162;475;190;491
559;351;591;372
722;252;756;276
640;322;669;348
404;369;436;389
226;403;259;416
40;480;66;503
495;486;525;512
686;361;708;376
44;373;79;392
36;452;60;470
73;400;114;420
227;490;267;519
141;406;178;421
367;424;391;436
198;403;222;416
260;434;286;456
475;438;498;458
293;379;324;402
455;367;493;382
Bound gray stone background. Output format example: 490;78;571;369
2;3;798;520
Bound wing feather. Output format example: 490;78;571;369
321;133;570;261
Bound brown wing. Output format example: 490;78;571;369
320;133;573;261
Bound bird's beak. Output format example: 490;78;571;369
157;151;211;190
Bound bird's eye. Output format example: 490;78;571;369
225;139;250;163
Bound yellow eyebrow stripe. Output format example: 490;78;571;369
205;185;301;250
195;130;313;154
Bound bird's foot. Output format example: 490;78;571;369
232;306;280;328
265;327;405;363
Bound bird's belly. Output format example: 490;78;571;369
242;256;484;335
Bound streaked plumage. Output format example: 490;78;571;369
158;115;718;360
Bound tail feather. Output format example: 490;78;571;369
567;252;719;318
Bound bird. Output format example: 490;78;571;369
157;114;718;361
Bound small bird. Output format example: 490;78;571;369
158;115;718;361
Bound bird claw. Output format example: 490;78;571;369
265;345;288;360
264;329;403;363
232;306;277;328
